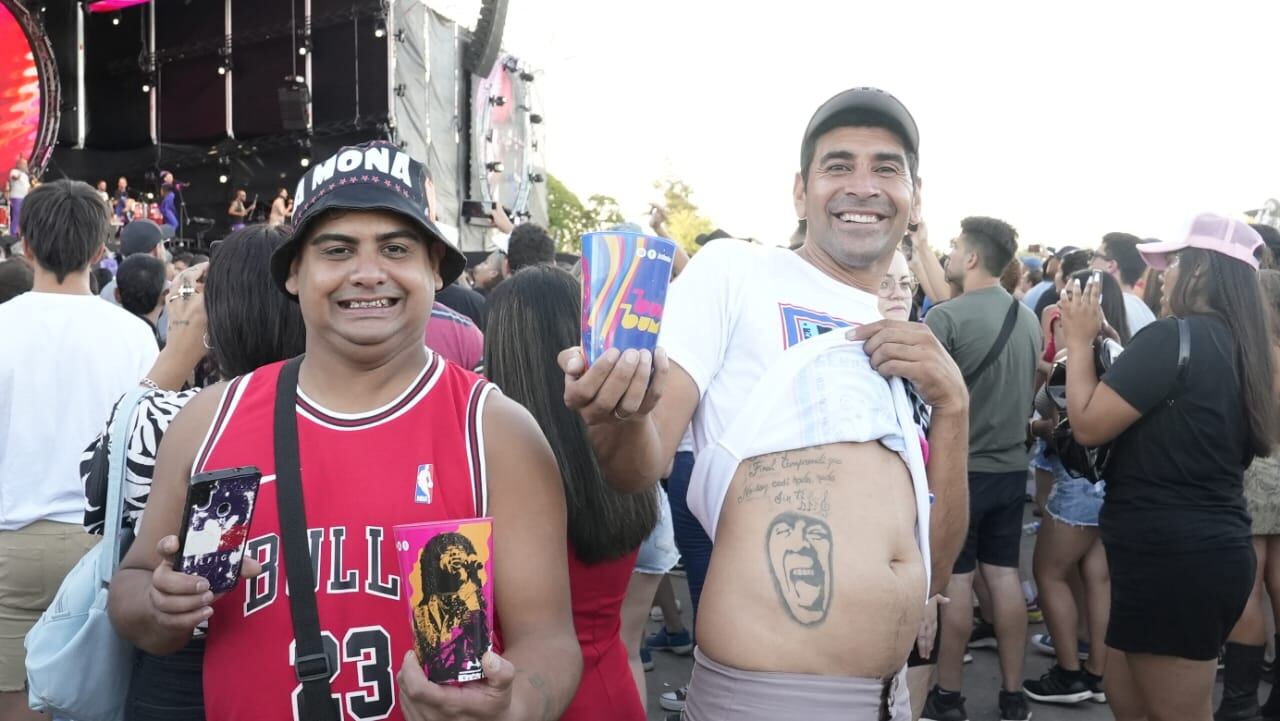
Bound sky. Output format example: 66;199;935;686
431;0;1280;250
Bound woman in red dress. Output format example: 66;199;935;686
484;265;659;721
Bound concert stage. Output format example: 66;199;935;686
6;0;543;252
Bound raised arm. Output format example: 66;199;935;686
907;220;952;304
558;347;699;494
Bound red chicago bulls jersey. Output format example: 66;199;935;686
195;352;495;721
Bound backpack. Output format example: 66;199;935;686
1052;319;1189;482
24;387;149;721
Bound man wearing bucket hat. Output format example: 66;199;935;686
109;140;581;721
559;89;971;719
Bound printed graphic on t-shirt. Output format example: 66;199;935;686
776;302;931;437
777;304;859;349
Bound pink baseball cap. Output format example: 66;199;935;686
1138;214;1264;271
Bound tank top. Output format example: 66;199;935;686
561;546;645;721
196;352;496;721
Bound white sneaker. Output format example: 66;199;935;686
660;686;688;712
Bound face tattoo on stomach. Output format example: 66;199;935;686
766;511;832;625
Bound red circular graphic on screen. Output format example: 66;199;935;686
0;2;40;169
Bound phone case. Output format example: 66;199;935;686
393;519;494;684
178;469;261;594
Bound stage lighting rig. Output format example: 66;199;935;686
217;42;232;76
298;137;312;168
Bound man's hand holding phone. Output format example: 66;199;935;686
146;534;262;634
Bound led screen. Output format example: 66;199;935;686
0;2;39;169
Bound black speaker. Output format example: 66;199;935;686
278;83;311;131
463;0;509;77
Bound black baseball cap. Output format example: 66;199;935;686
120;220;166;256
269;140;466;296
801;87;920;170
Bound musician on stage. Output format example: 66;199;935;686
268;187;292;226
227;189;255;231
159;184;179;229
113;177;131;218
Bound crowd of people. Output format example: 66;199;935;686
0;86;1278;721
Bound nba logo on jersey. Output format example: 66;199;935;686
415;464;434;504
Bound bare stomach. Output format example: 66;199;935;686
696;442;925;678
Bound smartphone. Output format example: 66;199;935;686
176;466;262;593
461;200;496;227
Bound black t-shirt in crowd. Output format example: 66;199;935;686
1100;314;1253;552
1033;286;1059;322
436;282;487;331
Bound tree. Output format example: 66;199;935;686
656;179;713;255
546;173;626;254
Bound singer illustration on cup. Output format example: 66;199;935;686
413;532;491;682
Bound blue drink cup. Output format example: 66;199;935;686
580;231;677;366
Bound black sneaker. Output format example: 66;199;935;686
921;687;969;721
1082;670;1106;704
1023;665;1092;704
999;690;1033;721
968;620;998;649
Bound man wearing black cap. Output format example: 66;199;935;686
559;89;970;719
109;141;581;721
99;219;170;302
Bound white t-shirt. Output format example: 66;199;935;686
659;240;884;466
8;169;29;199
1123;292;1156;334
0;291;158;530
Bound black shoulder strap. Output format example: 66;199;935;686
273;356;338;721
964;297;1022;387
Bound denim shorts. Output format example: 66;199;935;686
635;485;680;575
1032;439;1055;472
1046;459;1106;527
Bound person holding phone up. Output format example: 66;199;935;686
1058;216;1277;721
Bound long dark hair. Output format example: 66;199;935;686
483;265;659;564
204;224;306;377
1167;248;1277;456
1260;270;1280;341
1071;269;1130;344
419;533;484;600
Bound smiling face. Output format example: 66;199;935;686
793;126;920;272
767;512;833;625
286;209;444;357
